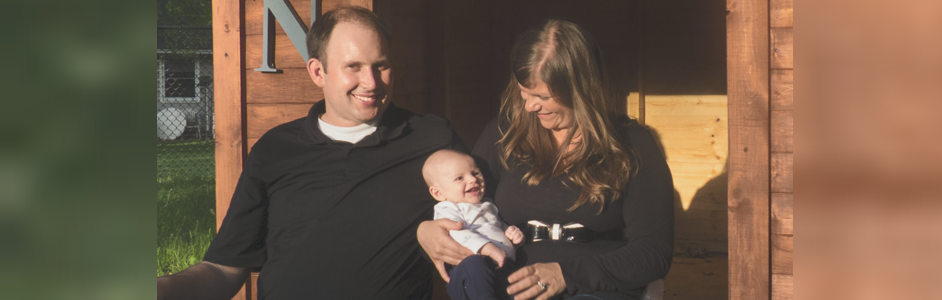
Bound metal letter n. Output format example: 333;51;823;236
255;0;318;73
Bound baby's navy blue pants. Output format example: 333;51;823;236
447;255;515;300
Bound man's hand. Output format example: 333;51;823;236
479;242;507;268
417;219;474;282
505;225;524;245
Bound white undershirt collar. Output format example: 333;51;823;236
317;117;378;144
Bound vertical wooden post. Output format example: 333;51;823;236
214;0;246;298
726;0;770;299
213;0;246;234
636;0;645;125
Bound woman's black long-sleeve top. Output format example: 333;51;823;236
472;117;674;297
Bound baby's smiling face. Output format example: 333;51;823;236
426;152;485;204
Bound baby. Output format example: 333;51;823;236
423;149;524;300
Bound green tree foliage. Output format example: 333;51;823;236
158;0;212;55
158;0;212;26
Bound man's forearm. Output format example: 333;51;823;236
157;261;250;300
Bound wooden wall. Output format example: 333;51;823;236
634;0;729;254
726;0;793;299
638;95;729;253
770;0;794;299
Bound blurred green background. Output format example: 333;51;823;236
0;0;195;298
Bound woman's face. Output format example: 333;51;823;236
520;79;573;132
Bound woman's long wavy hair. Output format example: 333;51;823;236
498;20;635;213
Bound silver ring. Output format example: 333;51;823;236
537;281;547;292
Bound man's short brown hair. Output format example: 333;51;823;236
305;6;393;70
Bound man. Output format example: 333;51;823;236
157;7;465;300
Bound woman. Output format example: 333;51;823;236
419;20;674;300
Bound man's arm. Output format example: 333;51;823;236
157;261;250;300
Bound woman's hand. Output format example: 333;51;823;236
417;219;474;282
506;262;566;300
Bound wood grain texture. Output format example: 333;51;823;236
771;110;793;153
213;0;245;298
246;104;313;139
727;0;771;298
771;0;793;28
771;28;793;69
643;94;729;251
627;92;641;119
249;273;258;300
772;153;794;193
670;162;728;211
772;235;793;275
772;274;794;300
246;33;309;70
645;95;728;116
213;0;245;230
246;68;322;104
771;69;793;111
675;208;729;252
244;0;312;36
645;115;728;164
772;193;793;235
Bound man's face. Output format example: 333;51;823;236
307;22;393;127
429;155;485;204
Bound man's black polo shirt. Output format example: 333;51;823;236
204;101;464;299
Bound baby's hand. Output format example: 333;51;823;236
479;243;506;268
505;225;524;245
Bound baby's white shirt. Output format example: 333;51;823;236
433;201;515;260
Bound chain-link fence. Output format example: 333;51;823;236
157;22;219;277
158;25;214;179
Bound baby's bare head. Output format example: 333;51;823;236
422;150;485;204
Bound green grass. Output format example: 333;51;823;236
157;139;216;277
158;139;215;178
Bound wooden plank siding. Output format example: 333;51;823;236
246;104;311;146
771;235;794;275
245;69;323;104
772;193;793;235
771;0;794;28
645;95;729;252
771;110;793;152
771;70;793;111
771;28;794;69
772;274;794;300
726;0;771;298
769;0;793;300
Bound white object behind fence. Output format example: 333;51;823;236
157;108;186;140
